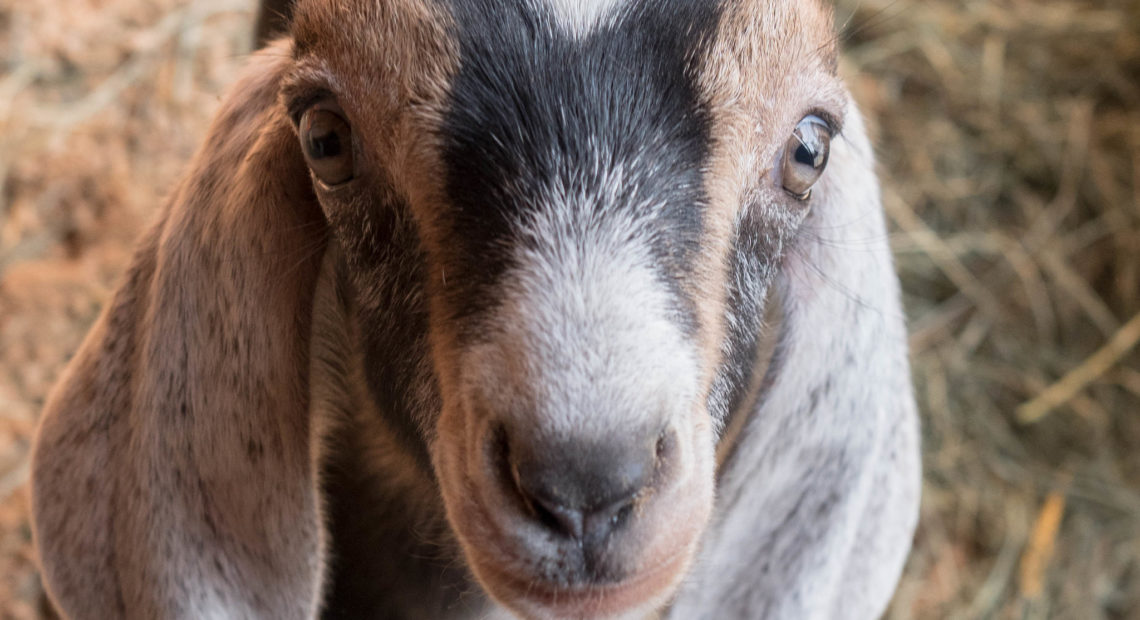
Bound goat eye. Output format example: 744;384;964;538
300;108;354;186
781;115;832;200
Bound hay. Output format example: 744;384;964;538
0;0;256;616
0;0;1137;617
835;0;1140;617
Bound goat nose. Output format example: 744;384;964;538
502;429;673;544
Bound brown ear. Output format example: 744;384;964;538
30;41;330;619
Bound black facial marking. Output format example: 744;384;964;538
708;204;782;431
436;0;720;338
327;188;437;472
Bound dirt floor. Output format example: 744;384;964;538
1;0;1138;618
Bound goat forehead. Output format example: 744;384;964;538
438;0;719;195
429;0;721;323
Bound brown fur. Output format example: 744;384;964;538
31;2;916;618
284;0;472;442
31;43;329;618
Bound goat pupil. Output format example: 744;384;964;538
794;142;816;167
309;130;341;159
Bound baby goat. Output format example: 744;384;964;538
31;0;920;618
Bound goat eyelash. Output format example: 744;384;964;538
284;87;339;125
806;107;844;137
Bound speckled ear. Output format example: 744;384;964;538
30;41;331;619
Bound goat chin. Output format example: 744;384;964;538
31;0;920;619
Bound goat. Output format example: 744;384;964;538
30;0;921;618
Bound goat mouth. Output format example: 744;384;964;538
473;542;690;619
452;472;694;618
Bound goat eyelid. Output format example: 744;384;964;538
805;107;843;138
284;88;340;125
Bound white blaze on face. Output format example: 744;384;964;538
461;196;699;441
533;0;630;37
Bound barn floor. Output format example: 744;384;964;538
1;0;1137;618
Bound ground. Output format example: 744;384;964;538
0;0;1137;618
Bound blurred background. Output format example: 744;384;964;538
0;0;1137;618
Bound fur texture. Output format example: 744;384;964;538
31;1;920;618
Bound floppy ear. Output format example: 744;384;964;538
30;41;329;619
669;98;920;619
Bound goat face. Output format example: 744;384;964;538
287;0;844;617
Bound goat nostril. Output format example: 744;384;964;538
655;427;676;466
490;423;535;512
510;460;542;519
495;425;583;538
612;501;634;528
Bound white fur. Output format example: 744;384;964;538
666;100;920;620
532;0;628;36
462;167;699;440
